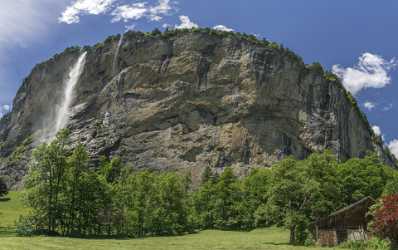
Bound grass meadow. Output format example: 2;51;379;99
0;192;341;250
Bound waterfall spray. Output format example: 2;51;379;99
52;52;87;137
112;33;124;75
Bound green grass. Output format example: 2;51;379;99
0;191;29;237
0;193;342;250
0;229;343;250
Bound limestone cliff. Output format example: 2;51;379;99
0;29;395;186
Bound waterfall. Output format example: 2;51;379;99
52;52;87;137
112;33;124;75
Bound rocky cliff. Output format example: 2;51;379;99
0;29;395;187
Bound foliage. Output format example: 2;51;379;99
193;167;252;230
114;170;192;237
372;194;398;248
337;154;391;205
23;130;192;237
15;215;37;236
0;176;8;198
265;152;342;245
341;238;391;250
18;130;398;245
324;71;338;82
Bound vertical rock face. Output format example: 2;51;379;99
0;30;395;186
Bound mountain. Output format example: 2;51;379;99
0;29;395;187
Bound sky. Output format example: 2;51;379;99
0;0;398;155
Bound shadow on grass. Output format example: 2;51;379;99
0;197;11;202
0;227;17;237
261;242;290;246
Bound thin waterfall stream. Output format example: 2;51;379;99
112;33;124;75
50;51;87;139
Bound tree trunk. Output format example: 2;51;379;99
289;226;296;245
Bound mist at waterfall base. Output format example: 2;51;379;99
37;52;87;143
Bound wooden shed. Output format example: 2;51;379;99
314;197;375;247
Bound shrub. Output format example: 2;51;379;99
340;238;391;250
15;216;37;236
372;194;398;248
368;238;391;250
0;176;8;198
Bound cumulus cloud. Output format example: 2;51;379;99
364;101;376;111
372;125;381;136
149;0;173;21
111;3;147;22
60;0;175;24
175;16;198;29
332;53;396;95
388;139;398;158
213;25;234;32
59;0;116;24
0;104;11;117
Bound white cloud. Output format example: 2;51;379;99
383;103;393;111
59;0;116;24
124;23;136;31
364;101;376;111
175;16;198;29
59;0;175;24
0;0;66;48
111;3;147;22
213;25;234;32
149;0;172;21
388;139;398;158
0;0;68;103
332;53;396;95
111;0;174;23
372;125;381;136
0;104;11;118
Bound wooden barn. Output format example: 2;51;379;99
314;197;375;247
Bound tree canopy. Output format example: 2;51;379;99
18;131;398;245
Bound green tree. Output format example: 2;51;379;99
243;168;271;227
0;176;8;198
266;152;342;245
194;167;252;230
338;154;390;205
25;129;69;234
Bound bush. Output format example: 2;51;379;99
340;240;368;250
340;238;391;250
15;216;37;236
368;238;391;250
0;176;8;198
372;195;398;248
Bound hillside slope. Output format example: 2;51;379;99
0;29;395;186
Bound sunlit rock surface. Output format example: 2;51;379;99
0;30;395;187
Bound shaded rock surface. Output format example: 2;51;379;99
0;30;395;187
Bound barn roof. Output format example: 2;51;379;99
315;196;375;229
329;196;375;217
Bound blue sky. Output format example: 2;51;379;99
1;0;398;154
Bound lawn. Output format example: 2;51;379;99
0;191;29;237
0;193;342;250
